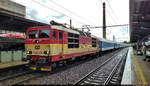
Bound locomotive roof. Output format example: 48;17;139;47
51;25;97;38
30;25;105;40
51;25;80;35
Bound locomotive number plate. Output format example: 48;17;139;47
33;51;42;54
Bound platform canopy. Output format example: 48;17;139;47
0;11;49;33
130;0;150;42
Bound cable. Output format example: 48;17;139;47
99;0;118;25
76;24;129;29
32;0;87;25
47;0;96;25
32;0;68;17
106;1;121;24
105;0;128;33
106;1;124;31
99;0;129;36
106;9;118;25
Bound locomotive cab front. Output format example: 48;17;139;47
25;26;52;71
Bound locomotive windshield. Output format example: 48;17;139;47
39;29;50;38
28;29;50;39
28;30;38;39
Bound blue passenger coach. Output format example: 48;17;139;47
98;37;127;52
98;38;115;51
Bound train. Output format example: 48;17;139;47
25;21;128;71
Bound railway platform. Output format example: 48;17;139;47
121;47;150;85
0;50;28;69
0;61;28;69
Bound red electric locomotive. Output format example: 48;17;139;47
25;21;99;71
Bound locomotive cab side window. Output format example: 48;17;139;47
39;29;50;38
59;32;62;39
53;31;56;39
28;30;38;39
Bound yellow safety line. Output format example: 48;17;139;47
134;55;147;85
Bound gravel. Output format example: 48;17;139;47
23;49;123;85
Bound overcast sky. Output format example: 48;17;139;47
11;0;129;42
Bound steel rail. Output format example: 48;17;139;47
73;49;126;85
0;70;33;82
104;50;128;85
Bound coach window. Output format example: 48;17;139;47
59;32;62;39
53;31;56;39
39;29;50;38
28;30;37;39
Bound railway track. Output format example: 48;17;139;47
0;65;37;86
0;65;29;80
74;48;128;85
12;50;121;85
0;70;32;82
10;72;45;85
14;49;125;85
0;70;48;86
0;49;123;86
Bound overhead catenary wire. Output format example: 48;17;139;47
47;0;97;25
32;0;69;17
106;1;122;24
32;0;128;31
99;0;118;25
99;0;128;31
32;0;88;25
76;24;129;29
106;9;118;25
99;0;121;40
99;0;129;38
106;1;126;30
31;0;128;42
105;0;128;32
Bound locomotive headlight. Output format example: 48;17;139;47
44;51;50;55
29;51;32;54
26;51;29;54
44;51;47;54
27;51;32;54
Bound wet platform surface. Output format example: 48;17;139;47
122;47;150;85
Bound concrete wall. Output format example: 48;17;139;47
0;0;25;17
0;50;25;63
